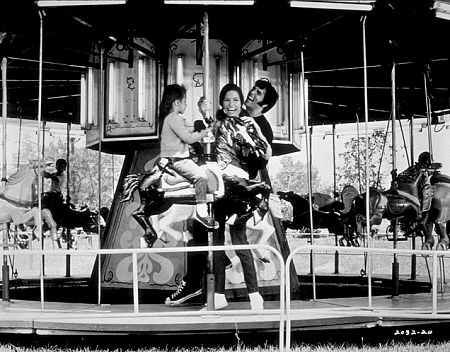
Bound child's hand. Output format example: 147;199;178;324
201;127;215;142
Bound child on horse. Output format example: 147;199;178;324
397;151;434;220
159;84;218;229
42;158;67;212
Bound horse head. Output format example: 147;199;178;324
277;190;294;202
0;163;39;208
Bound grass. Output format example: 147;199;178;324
2;339;450;352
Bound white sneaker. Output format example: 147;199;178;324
214;293;228;310
200;293;228;311
249;292;264;310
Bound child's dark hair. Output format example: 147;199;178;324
158;84;186;134
254;79;279;114
56;159;67;168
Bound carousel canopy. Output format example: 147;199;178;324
0;0;449;126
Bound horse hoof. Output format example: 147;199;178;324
436;242;449;252
139;237;149;248
421;242;434;251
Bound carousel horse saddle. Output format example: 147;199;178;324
386;189;420;211
158;158;225;200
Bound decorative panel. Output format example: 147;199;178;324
167;38;229;125
105;38;157;139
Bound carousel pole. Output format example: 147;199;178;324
1;57;10;302
300;48;315;287
391;61;400;297
97;44;104;306
409;115;416;280
65;122;71;277
202;10;215;311
362;15;373;308
332;124;339;274
38;9;45;311
423;69;434;157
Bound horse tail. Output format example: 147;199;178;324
340;185;359;214
121;173;144;203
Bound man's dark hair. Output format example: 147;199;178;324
255;79;279;114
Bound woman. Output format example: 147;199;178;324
210;83;271;310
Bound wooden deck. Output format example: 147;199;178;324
2;292;450;336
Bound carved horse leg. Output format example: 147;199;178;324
132;205;158;248
133;212;158;247
435;221;449;251
418;211;434;252
41;208;58;241
158;205;196;243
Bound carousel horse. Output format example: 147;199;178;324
276;190;352;245
348;168;450;251
0;163;58;241
121;117;271;248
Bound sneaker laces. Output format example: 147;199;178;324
170;280;186;300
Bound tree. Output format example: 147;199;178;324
271;154;323;194
9;130;123;211
336;130;392;192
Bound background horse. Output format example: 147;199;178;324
0;163;57;241
121;117;271;248
276;190;353;245
348;174;450;251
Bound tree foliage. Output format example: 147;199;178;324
10;132;123;211
336;130;392;192
271;155;323;194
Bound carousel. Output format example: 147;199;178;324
1;1;450;350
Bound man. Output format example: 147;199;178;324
164;80;279;306
243;78;279;187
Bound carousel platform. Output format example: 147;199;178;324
1;274;449;338
1;292;450;337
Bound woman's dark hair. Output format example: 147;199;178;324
217;83;245;120
158;84;186;134
219;83;244;107
254;79;279;114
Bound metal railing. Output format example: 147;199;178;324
285;244;450;350
0;243;285;349
3;242;450;352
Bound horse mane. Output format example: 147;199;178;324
121;174;145;203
